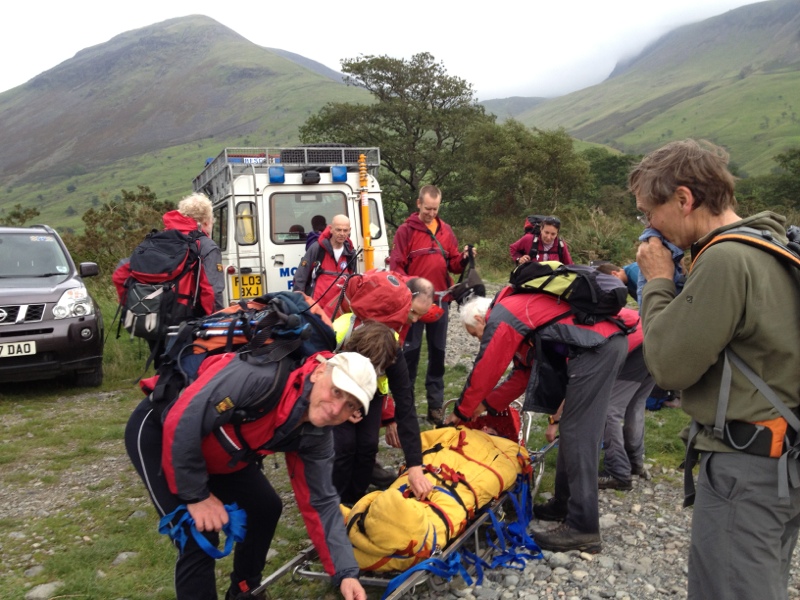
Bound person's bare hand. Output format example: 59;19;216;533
545;423;559;443
339;577;367;600
384;422;401;448
636;237;675;281
187;494;228;532
407;465;433;500
518;255;531;264
443;412;461;426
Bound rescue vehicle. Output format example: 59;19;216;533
193;145;388;305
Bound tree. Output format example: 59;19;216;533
299;53;494;222
0;203;40;226
63;185;173;274
463;121;591;215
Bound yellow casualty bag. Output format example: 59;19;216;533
342;426;530;572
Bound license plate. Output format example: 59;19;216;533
0;340;36;357
230;274;263;300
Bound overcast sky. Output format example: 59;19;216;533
2;0;758;100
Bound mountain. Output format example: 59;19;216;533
479;96;549;120
514;0;800;175
0;15;370;229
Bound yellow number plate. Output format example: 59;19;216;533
230;274;263;300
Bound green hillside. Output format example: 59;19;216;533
515;0;800;175
0;15;371;230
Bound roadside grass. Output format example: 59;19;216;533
0;296;691;600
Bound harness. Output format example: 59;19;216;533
682;226;800;505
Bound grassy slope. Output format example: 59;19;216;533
0;15;371;231
514;0;800;175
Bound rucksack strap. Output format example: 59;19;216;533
684;347;800;502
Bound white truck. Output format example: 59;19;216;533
193;145;389;305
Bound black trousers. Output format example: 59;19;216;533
125;398;282;599
331;393;384;504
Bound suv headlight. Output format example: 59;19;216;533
53;286;95;319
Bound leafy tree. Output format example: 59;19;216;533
62;185;173;275
736;147;800;213
0;203;40;226
463;120;591;215
299;52;494;222
581;147;639;190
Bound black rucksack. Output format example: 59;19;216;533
509;261;628;325
145;291;337;414
523;215;565;262
121;229;205;342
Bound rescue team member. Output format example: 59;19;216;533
390;185;473;426
113;193;225;360
633;139;800;600
293;214;357;319
446;293;635;553
509;215;574;265
331;277;436;504
125;352;376;600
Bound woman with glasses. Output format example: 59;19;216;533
510;215;574;265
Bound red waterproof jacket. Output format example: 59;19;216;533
112;211;223;313
389;213;464;292
160;351;359;581
509;232;573;265
455;288;639;419
292;226;356;319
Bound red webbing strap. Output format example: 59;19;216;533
448;430;506;495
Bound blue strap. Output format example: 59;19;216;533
461;547;490;586
158;503;247;559
381;552;471;600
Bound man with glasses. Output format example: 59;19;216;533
510;215;574;265
125;351;376;600
390;185;472;426
633;139;800;600
294;214;356;319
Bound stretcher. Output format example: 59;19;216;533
255;401;558;599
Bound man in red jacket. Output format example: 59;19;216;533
446;290;634;553
389;185;472;426
293;215;357;319
125;351;375;600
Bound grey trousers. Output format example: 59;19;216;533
553;335;628;533
688;451;800;600
602;347;654;481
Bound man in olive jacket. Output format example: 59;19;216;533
633;139;800;600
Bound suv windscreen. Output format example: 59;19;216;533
0;233;70;278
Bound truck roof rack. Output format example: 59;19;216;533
193;146;381;192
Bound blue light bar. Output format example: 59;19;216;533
269;166;285;184
331;165;347;182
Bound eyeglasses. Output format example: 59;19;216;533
344;400;363;418
637;211;652;228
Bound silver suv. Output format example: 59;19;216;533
0;225;104;386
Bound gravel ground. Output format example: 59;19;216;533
428;291;800;600
6;290;800;599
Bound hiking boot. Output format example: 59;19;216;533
225;586;266;600
534;522;602;553
598;474;633;491
533;497;568;522
631;464;652;480
371;461;396;490
427;408;444;427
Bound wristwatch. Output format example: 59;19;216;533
548;415;560;425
